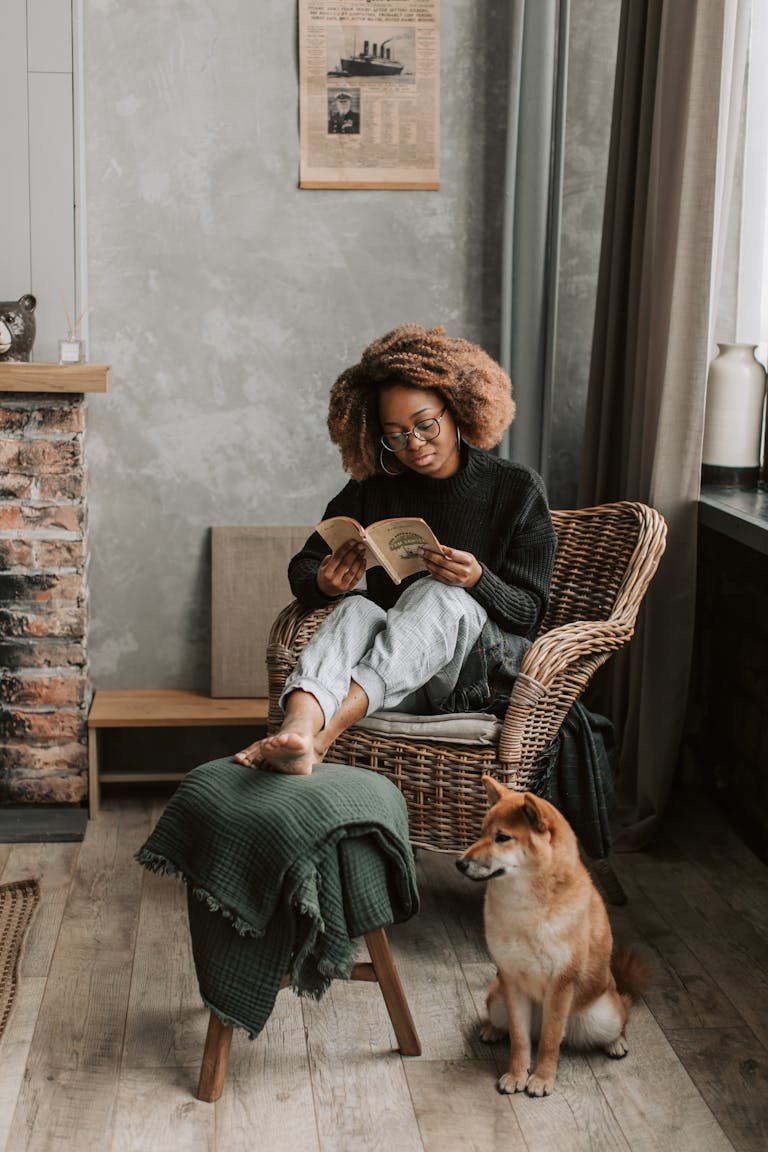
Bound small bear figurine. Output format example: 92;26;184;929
0;295;37;362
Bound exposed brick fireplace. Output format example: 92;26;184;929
0;365;108;837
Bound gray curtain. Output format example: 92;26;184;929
579;0;740;848
500;0;569;483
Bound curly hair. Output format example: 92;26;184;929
327;325;516;479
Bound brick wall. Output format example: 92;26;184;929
0;395;89;804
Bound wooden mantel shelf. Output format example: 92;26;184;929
0;362;110;393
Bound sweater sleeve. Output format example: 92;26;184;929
469;470;557;637
287;479;365;609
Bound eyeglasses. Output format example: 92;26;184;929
380;408;447;452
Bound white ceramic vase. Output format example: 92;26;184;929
702;343;766;489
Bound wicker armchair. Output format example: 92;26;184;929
267;501;667;854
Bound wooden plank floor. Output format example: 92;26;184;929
1;788;766;1152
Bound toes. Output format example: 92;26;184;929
497;1071;529;1094
235;744;265;766
525;1073;554;1097
479;1022;506;1044
605;1036;629;1059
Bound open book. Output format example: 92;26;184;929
316;515;443;585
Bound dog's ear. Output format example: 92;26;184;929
482;774;507;805
522;793;549;833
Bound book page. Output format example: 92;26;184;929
367;516;442;579
298;0;440;190
315;515;367;555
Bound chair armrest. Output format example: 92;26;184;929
497;613;636;769
266;600;338;725
519;614;635;686
268;599;334;653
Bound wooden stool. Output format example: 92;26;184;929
196;926;420;1101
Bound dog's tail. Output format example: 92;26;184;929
611;949;650;998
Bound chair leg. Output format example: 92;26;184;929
364;927;421;1057
196;1011;234;1102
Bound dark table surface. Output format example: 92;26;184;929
699;484;768;556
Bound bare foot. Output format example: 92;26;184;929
235;731;316;775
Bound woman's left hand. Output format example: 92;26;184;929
419;546;482;588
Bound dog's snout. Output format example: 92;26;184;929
456;858;469;874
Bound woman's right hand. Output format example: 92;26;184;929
316;540;367;597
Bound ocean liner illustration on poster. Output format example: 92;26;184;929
338;36;404;77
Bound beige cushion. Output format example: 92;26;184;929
353;710;501;745
211;526;312;697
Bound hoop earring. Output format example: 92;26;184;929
456;427;462;451
379;448;402;477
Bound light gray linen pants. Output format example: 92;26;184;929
280;578;488;725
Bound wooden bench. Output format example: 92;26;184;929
87;690;269;818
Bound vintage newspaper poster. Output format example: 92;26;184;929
299;0;440;189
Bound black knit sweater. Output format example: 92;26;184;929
288;444;557;638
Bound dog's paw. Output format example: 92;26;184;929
605;1035;629;1059
525;1072;555;1097
497;1069;529;1094
479;1020;506;1043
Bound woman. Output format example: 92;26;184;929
236;325;557;775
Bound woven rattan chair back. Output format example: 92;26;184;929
542;505;649;632
266;501;667;852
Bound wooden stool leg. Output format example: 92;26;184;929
364;928;421;1057
196;1011;234;1102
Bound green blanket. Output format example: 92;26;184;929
527;701;616;860
135;759;419;1037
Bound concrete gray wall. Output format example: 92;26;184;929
83;0;618;691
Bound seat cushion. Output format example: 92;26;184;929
353;710;501;745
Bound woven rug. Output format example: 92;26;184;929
0;879;40;1043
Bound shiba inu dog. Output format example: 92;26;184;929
456;776;646;1097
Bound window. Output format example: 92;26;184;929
737;0;768;367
